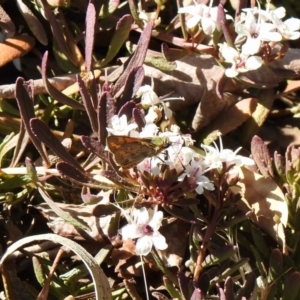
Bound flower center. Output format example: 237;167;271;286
143;224;154;234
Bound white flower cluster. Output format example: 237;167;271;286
107;113;254;196
110;103;255;256
178;1;300;77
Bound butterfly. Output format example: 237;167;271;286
106;135;171;170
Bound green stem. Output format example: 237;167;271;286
151;248;178;286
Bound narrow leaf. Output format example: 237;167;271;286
251;135;274;178
41;52;85;110
112;21;153;97
30;118;85;172
16;0;48;45
39;0;77;66
15;77;50;167
37;186;90;231
85;0;96;72
99;15;133;68
0;234;112;300
56;161;115;189
77;74;98;132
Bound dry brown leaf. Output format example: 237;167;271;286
0;35;35;67
143;48;300;114
199;97;257;134
143;54;223;111
280;79;300;95
191;88;237;131
232;167;288;252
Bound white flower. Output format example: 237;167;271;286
178;3;218;35
137;155;166;174
106;115;138;136
139;123;159;137
137;84;160;107
270;13;300;40
178;159;214;195
137;83;183;119
235;10;282;55
202;132;255;171
178;1;232;35
219;42;262;77
178;3;206;30
119;206;168;255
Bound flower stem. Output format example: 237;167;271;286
151;248;178;286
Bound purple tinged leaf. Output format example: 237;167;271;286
274;151;285;177
118;100;136;121
177;272;190;300
106;92;116;131
85;0;96;72
15;77;50;167
216;283;226;300
251;135;274;178
152;292;171;300
99;15;133;68
197;272;209;295
37;185;90;231
112;21;153;98
190;288;202;300
39;0;77;65
9;122;30;167
56;161;88;184
118;100;136;116
42;52;85;110
289;145;300;172
56;161;112;189
236;272;256;300
77;74;98;132
133;108;146;131
269;248;283;280
118;66;145;108
80;136;108;162
101;170;139;192
97;92;115;144
282;272;300;300
30;118;85;172
217;4;233;47
224;277;235;300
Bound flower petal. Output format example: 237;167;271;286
135;207;150;225
136;235;153;255
148;211;163;231
245;56;262;71
152;232;168;250
119;224;143;240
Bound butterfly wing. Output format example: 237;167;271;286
107;136;156;169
